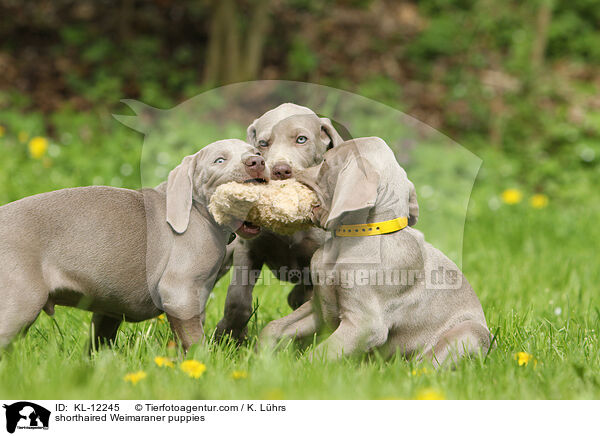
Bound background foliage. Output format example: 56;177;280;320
1;0;599;199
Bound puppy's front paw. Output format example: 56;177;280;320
214;319;248;344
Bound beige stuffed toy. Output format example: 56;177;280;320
209;179;319;235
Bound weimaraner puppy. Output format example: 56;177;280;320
260;137;490;367
215;103;345;341
0;139;267;351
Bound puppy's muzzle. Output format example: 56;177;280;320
271;162;293;180
243;154;267;181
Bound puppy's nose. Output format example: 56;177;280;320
244;155;265;169
272;163;292;180
244;154;266;178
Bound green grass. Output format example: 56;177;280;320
0;102;598;400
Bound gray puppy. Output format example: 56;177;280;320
260;137;491;367
215;103;344;340
0;139;267;351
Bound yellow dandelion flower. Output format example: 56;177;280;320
501;189;522;205
0;126;5;137
123;371;147;385
263;389;284;400
410;367;430;376
156;313;167;323
18;131;29;143
154;356;174;368
514;352;538;367
231;370;248;380
28;136;49;159
180;360;206;379
530;194;548;209
415;388;445;400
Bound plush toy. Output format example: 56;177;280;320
209;179;319;235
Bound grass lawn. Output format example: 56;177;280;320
0;182;598;400
0;104;598;400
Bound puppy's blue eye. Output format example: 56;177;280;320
296;136;308;144
214;157;226;164
258;140;269;148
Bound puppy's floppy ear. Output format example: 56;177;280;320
246;119;258;145
407;179;419;226
325;155;380;229
166;154;196;234
320;117;344;150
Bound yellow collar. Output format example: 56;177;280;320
335;216;408;237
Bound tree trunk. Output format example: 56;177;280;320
202;0;272;85
204;0;227;84
223;0;241;83
243;0;271;81
531;0;553;73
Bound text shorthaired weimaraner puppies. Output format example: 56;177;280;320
260;137;491;367
214;103;346;341
0;139;267;351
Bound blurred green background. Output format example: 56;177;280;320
0;0;599;203
0;0;599;399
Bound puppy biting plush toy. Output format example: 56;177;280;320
209;179;319;235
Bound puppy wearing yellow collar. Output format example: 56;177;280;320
261;137;491;368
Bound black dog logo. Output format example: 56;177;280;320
3;402;50;433
287;269;303;284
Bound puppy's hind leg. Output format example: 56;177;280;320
89;313;122;352
0;280;49;349
423;321;491;369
